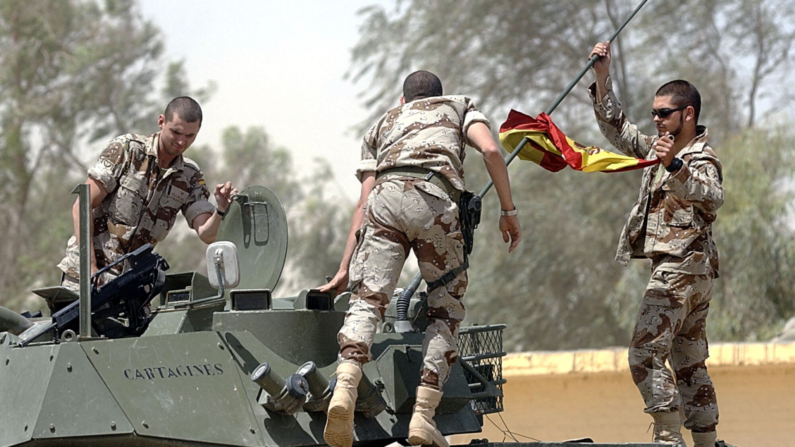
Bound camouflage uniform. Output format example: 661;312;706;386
339;96;488;389
58;133;214;288
589;78;724;433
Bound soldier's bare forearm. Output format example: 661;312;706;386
193;211;224;244
337;172;376;273
482;149;515;212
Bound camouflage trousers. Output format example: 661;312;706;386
338;178;467;389
58;235;120;291
629;265;719;433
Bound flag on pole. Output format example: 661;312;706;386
499;110;659;173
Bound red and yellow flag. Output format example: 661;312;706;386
499;110;659;173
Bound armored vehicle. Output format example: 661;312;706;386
0;186;508;447
0;185;658;447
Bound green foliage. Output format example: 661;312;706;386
279;159;353;292
0;0;350;312
709;126;795;340
0;0;168;309
351;0;795;350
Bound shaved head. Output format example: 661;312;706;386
403;70;443;103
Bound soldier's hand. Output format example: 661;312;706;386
318;269;349;297
590;41;611;75
90;264;105;287
500;215;521;253
214;181;238;212
654;133;676;167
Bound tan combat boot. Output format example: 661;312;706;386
324;363;362;447
650;411;686;446
407;386;449;447
691;431;717;447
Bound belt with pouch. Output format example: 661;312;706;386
376;166;461;202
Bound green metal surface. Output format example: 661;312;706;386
218;329;481;446
218;329;324;447
158;271;218;304
33;341;133;439
216;186;288;292
141;309;189;336
1;179;635;446
0;342;57;446
213;309;344;367
376;343;471;415
83;333;261;446
0;307;31;335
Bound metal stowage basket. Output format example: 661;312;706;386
458;324;506;415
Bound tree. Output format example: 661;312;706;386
350;0;795;350
0;0;212;312
0;0;351;313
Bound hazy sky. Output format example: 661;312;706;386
138;1;389;202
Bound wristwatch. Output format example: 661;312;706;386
665;158;683;172
216;208;227;217
500;207;518;217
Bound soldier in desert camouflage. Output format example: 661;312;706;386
58;96;237;290
589;42;729;447
319;70;521;447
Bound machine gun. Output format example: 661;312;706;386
18;244;168;347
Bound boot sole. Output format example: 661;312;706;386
324;405;354;447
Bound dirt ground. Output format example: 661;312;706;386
451;364;795;446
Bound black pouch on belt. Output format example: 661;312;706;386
459;191;482;256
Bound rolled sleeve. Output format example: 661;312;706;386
356;124;379;182
184;199;216;228
182;168;213;229
88;137;129;192
462;110;491;147
355;159;377;182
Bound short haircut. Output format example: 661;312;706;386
403;70;443;103
164;96;203;124
655;80;701;124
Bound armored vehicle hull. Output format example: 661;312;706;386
0;186;656;447
0;186;502;447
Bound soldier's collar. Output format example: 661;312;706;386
678;125;709;157
150;132;185;172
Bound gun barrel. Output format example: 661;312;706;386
0;306;33;336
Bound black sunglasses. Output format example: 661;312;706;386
651;106;686;119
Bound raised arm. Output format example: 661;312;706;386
193;181;238;244
589;41;656;160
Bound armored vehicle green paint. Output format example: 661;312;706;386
0;185;509;447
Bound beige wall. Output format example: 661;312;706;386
452;342;795;446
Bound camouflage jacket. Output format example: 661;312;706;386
358;95;490;191
58;133;214;278
589;79;724;276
